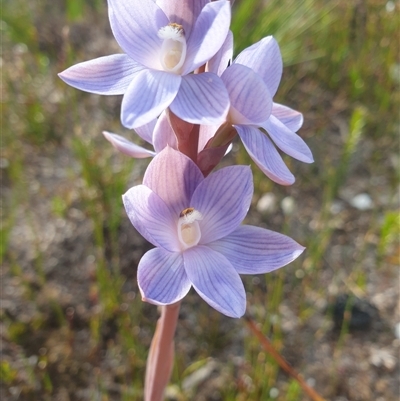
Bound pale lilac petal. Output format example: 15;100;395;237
262;116;313;163
191;166;253;243
221;64;272;125
208;225;305;274
234;36;282;97
183;246;246;318
198;124;219;152
143;147;204;217
272;103;303;132
183;1;231;74
121;69;181;128
235;125;295;185
134;120;156;144
138;248;190;305
152;112;177;153
58;54;144;95
156;0;208;39
103;131;155;158
170;73;229;125
207;30;233;76
107;0;167;69
122;185;180;252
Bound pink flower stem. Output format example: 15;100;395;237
197;122;237;176
144;302;181;401
166;109;199;164
178;123;200;164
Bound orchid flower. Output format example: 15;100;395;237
208;35;314;185
59;0;232;128
122;147;305;318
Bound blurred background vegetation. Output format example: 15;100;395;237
1;0;399;400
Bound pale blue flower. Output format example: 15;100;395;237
123;147;305;317
59;0;231;128
210;36;314;185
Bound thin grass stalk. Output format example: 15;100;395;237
244;314;327;401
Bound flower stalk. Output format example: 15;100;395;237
145;302;181;401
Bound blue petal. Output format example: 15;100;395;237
138;248;190;305
262;116;314;163
235;125;295;185
191;165;253;243
152;112;178;153
108;0;168;69
143;147;204;218
122;185;181;252
221;63;272;125
207;30;233;76
58;54;144;95
208;225;305;274
134;119;156;144
234;36;282;97
183;245;246;318
183;1;231;74
272;103;303;132
103;131;155;158
170;73;229;125
121;69;181;128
